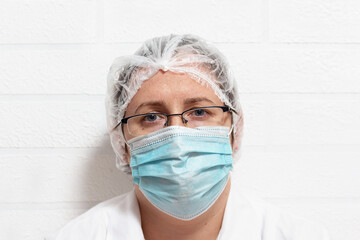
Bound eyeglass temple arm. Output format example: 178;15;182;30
224;106;238;115
111;121;121;132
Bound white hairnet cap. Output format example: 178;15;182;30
105;34;244;174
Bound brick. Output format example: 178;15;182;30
233;150;360;198
269;0;360;42
238;94;269;146
0;149;132;202
267;94;360;145
0;45;136;94
0;1;96;43
218;45;360;93
104;0;263;43
0;99;107;148
238;94;360;149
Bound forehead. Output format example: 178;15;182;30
126;70;223;113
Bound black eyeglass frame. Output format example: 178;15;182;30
111;106;237;131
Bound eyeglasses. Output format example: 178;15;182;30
112;106;236;138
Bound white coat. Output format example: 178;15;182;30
46;182;329;240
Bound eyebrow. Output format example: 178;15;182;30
184;97;216;105
134;97;217;114
134;100;165;114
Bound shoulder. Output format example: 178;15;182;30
224;186;329;240
45;190;139;240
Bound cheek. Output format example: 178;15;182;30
122;123;130;141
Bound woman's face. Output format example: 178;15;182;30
123;70;232;158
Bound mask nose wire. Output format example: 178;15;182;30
124;135;130;148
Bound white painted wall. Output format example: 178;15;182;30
1;1;359;239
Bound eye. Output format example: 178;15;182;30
188;108;210;119
143;114;159;122
193;109;206;117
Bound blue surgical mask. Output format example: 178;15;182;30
128;126;233;221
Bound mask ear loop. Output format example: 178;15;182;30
122;128;132;150
227;107;236;138
227;123;234;138
116;120;132;159
123;133;130;147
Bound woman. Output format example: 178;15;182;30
47;34;328;240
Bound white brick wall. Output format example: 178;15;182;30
1;1;359;239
